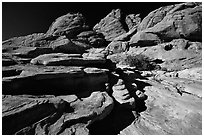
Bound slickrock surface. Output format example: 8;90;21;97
2;2;202;135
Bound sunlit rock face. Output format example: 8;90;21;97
2;2;202;135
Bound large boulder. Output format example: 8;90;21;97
138;2;201;31
129;31;160;47
130;2;202;47
105;41;129;54
49;36;86;53
46;13;89;38
76;31;106;48
93;9;127;41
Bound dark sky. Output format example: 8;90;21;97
2;2;181;40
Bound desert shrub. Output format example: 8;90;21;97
124;54;160;70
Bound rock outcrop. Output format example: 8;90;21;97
125;14;141;30
3;91;114;135
2;2;202;135
130;2;202;47
46;13;89;38
93;9;127;41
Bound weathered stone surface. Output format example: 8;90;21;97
2;2;202;135
147;3;201;41
2;58;17;66
30;53;106;67
2;65;109;94
138;2;200;31
131;2;202;47
120;70;202;135
93;9;127;41
2;91;114;135
129;31;160;47
49;36;85;54
113;26;138;41
106;41;129;54
82;48;107;59
6;47;54;58
177;67;202;82
128;39;201;71
2;33;49;48
2;95;63;134
125;14;141;30
112;78;135;109
76;31;106;48
46;13;89;38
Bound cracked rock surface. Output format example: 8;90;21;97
2;2;202;135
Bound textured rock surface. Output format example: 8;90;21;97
49;36;86;54
120;70;202;135
125;14;141;30
76;31;106;48
46;13;89;38
112;78;136;109
130;2;202;47
106;41;129;54
30;53;106;67
2;2;202;135
2;65;109;94
128;39;201;71
93;9;127;41
2;33;49;48
2;91;114;135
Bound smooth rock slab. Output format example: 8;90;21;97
2;65;109;94
30;53;106;67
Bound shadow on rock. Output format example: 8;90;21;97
88;101;136;135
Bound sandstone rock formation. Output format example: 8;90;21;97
130;2;202;47
2;2;202;135
93;9;127;41
46;13;89;38
125;14;141;30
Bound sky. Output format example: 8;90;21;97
2;2;181;40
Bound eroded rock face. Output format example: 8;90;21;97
30;53;106;67
120;69;202;135
2;65;109;94
2;33;49;48
93;9;127;41
106;41;129;54
130;2;202;47
112;78;136;109
128;39;202;71
2;2;202;135
76;31;106;48
125;14;141;30
138;2;201;31
2;91;114;135
46;13;89;38
49;36;86;54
